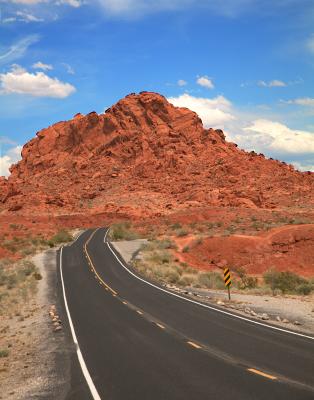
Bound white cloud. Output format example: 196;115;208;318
196;75;214;89
168;93;234;127
167;92;314;170
292;161;314;172
9;0;46;4
62;62;75;74
94;0;310;18
56;0;82;7
177;79;187;87
32;61;53;70
285;97;314;107
240;119;314;154
16;10;43;21
258;80;287;88
0;64;76;98
0;145;22;177
0;35;39;66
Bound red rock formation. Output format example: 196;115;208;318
1;92;313;216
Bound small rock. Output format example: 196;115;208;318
250;310;257;317
244;307;251;314
261;313;269;320
294;321;301;326
282;318;289;323
216;300;225;306
54;326;62;332
276;316;281;322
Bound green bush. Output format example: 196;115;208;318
110;223;139;241
51;230;73;245
296;283;312;295
0;349;9;358
264;269;307;294
182;245;190;253
176;229;188;237
236;267;258;289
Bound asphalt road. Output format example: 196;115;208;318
58;228;314;400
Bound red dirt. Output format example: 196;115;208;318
0;92;313;276
174;225;314;277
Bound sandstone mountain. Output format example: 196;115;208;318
1;92;313;217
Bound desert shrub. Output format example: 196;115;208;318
197;272;213;288
148;250;172;265
164;268;181;284
155;239;177;250
182;245;190;253
50;230;73;245
110;223;139;241
176;229;188;237
296;283;312;295
0;349;9;358
263;269;307;294
178;274;196;287
235;267;258;289
171;223;182;230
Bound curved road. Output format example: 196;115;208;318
58;228;314;400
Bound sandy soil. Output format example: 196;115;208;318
0;249;70;400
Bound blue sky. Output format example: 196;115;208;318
0;0;313;175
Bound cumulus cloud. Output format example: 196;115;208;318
0;64;76;98
196;75;214;89
177;79;187;87
236;119;314;154
168;93;234;127
258;80;287;88
0;145;22;177
9;0;47;4
32;61;53;70
167;92;314;170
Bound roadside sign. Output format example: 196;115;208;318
223;268;232;300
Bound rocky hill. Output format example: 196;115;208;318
0;91;313;217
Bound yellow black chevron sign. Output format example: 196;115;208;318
224;268;232;287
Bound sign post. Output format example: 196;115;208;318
223;268;232;300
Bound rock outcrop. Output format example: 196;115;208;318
1;91;313;216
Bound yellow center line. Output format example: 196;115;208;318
248;368;277;380
187;341;202;349
123;301;128;305
83;230;118;296
156;323;165;329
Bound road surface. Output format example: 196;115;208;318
58;228;314;400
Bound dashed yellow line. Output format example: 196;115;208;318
123;301;128;305
156;323;165;330
248;368;277;380
187;341;202;349
84;229;118;296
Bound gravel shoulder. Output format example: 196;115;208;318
0;248;71;400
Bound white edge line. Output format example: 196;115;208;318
105;237;314;341
59;246;102;400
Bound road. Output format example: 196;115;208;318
58;228;314;400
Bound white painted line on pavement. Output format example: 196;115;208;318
105;233;314;341
59;246;102;400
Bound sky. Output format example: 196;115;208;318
0;0;314;176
